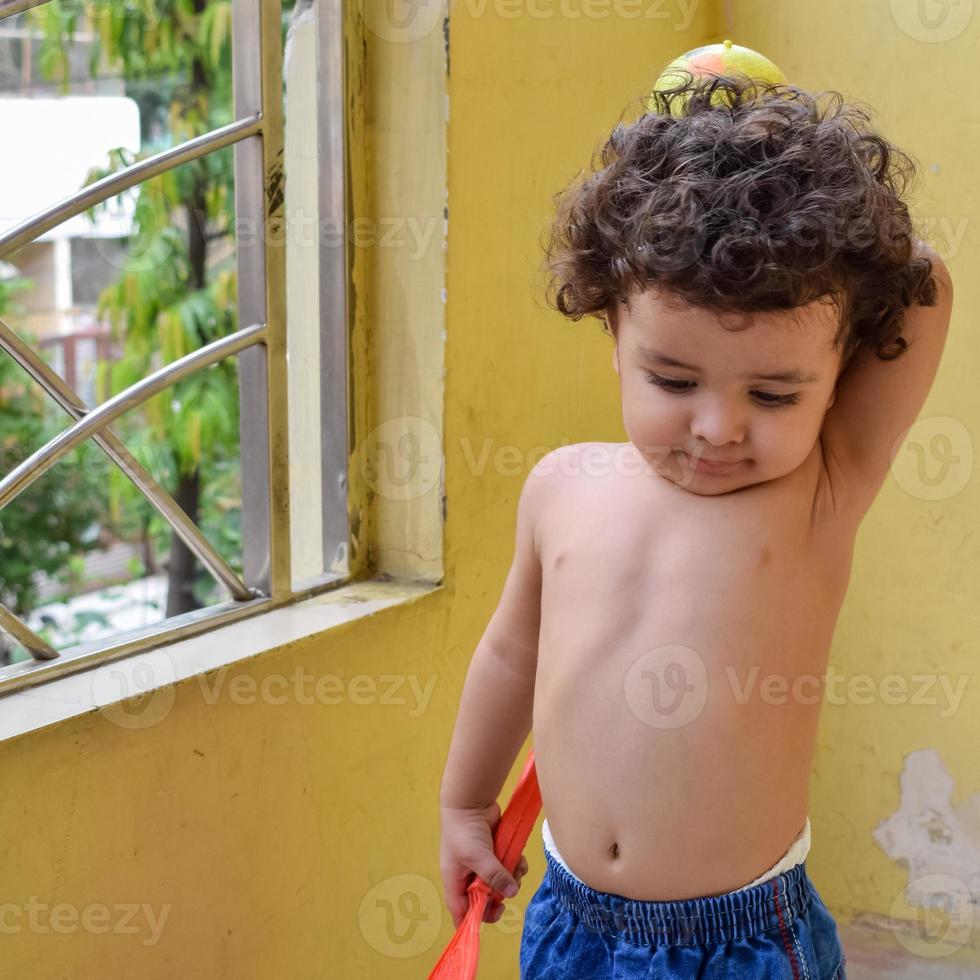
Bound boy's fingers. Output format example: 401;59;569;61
446;877;474;927
474;858;519;898
485;899;505;923
450;901;466;928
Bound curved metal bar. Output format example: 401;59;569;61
0;114;263;259
0;603;58;661
0;317;255;602
0;0;49;21
0;323;267;510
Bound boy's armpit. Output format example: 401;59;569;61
820;247;954;517
477;449;561;678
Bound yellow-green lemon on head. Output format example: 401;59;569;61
647;39;788;116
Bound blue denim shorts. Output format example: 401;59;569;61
520;837;847;979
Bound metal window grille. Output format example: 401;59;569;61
0;0;350;696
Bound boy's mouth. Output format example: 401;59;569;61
680;451;744;473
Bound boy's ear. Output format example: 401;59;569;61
605;308;620;375
826;386;837;410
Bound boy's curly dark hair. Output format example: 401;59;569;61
540;71;938;367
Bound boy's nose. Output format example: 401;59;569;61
689;406;747;448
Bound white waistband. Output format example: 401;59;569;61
541;815;576;876
541;816;811;893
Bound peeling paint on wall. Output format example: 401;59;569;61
874;749;980;904
863;749;980;957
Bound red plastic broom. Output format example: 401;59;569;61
428;749;541;979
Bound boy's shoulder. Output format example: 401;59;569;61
522;442;631;523
526;442;621;487
518;443;589;514
530;441;622;470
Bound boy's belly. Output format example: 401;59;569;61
532;643;827;900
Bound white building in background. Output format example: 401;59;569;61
0;96;143;613
0;95;140;405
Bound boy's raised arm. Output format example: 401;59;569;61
820;242;954;514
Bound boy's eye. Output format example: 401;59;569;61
643;372;800;407
644;372;694;392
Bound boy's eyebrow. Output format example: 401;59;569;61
635;347;821;384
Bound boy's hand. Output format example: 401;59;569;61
439;801;530;929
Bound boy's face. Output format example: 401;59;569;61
610;286;844;495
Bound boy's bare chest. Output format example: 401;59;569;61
535;442;856;685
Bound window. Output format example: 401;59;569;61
0;0;353;694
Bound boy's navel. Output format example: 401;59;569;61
609;841;620;859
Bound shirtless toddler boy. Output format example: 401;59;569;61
439;72;954;979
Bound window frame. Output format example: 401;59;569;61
0;0;354;696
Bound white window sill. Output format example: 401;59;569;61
0;576;441;745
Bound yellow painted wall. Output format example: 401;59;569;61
2;2;978;978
